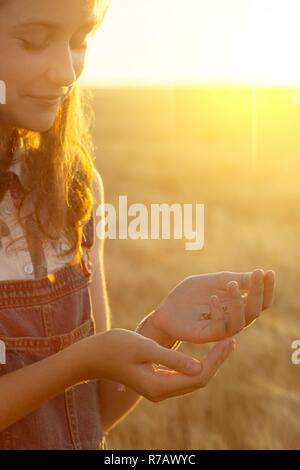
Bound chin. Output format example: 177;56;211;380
15;115;57;133
2;100;59;133
25;121;56;132
7;103;59;132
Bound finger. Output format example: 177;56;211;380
184;338;236;385
242;292;248;305
151;339;235;400
196;295;226;343
245;269;264;324
220;271;253;291
210;295;227;340
149;342;205;377
226;281;246;335
262;270;275;309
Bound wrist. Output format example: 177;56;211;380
69;333;105;382
135;311;181;350
58;339;92;385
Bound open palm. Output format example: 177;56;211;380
151;269;275;344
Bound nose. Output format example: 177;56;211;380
46;44;77;88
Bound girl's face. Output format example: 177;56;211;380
0;0;98;132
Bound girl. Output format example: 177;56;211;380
0;0;275;450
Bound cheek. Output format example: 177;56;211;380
0;39;16;84
0;46;43;97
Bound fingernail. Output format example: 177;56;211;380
186;358;202;372
254;270;263;285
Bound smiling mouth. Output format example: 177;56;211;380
27;95;62;108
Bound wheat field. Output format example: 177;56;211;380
90;86;300;450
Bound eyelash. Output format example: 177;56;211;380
20;40;48;51
20;38;89;52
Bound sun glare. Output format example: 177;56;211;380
82;0;300;87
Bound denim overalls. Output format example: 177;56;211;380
0;171;107;450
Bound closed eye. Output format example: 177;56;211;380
20;39;49;51
19;34;91;52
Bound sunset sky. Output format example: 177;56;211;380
82;0;300;87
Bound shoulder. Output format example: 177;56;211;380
92;167;104;206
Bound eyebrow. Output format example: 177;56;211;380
11;18;101;33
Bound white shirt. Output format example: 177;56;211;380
0;151;76;281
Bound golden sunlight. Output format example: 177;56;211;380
82;0;300;86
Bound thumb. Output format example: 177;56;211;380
149;343;204;376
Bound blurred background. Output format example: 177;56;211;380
81;0;300;449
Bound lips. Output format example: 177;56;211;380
28;95;63;107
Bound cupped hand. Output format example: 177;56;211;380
78;327;235;401
150;269;275;344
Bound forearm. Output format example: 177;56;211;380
97;311;180;435
96;378;143;436
0;342;84;431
